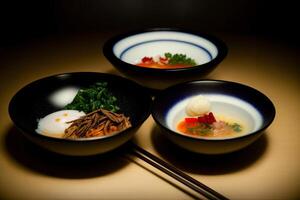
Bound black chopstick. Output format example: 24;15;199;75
129;143;229;200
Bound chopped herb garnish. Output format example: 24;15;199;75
165;53;197;66
187;124;212;135
65;82;119;113
199;128;211;135
230;123;242;132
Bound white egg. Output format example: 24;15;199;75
186;95;211;116
36;110;85;138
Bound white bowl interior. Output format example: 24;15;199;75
166;94;263;139
113;31;218;66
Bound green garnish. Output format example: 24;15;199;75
199;128;211;135
65;82;119;113
230;123;242;132
165;52;197;66
187;124;212;135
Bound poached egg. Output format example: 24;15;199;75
36;110;85;138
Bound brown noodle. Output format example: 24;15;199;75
64;109;131;139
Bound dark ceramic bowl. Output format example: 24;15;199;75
103;28;227;89
151;80;276;154
9;72;152;156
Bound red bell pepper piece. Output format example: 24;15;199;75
197;112;216;124
185;117;198;123
159;56;168;63
197;116;206;123
208;112;216;123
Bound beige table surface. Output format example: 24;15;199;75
0;32;299;200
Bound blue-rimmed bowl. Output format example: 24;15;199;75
103;28;227;89
151;80;276;154
9;72;152;156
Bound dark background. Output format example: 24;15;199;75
0;0;297;47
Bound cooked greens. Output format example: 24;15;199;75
165;52;197;66
65;82;119;113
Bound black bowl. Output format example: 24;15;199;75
103;28;227;89
151;80;276;154
9;72;152;156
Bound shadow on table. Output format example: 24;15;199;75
3;125;130;179
151;125;269;175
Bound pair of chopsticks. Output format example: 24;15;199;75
129;143;229;200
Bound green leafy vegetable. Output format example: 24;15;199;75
65;82;119;113
165;53;197;66
230;123;242;132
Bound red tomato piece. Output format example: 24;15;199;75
142;57;153;63
159;56;168;63
197;116;207;123
185;117;198;123
208;112;216;123
197;112;216;124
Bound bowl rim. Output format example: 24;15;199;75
151;79;276;142
8;72;152;143
103;28;228;73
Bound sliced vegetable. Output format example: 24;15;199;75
185;117;199;123
137;52;197;69
142;56;153;63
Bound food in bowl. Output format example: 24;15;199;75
64;82;120;113
103;28;228;89
8;72;152;156
176;95;244;138
36;110;86;138
64;108;131;139
36;82;131;139
167;94;261;140
110;30;219;68
152;80;275;154
136;53;197;69
185;95;211;116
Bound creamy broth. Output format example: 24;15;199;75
177;114;247;138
